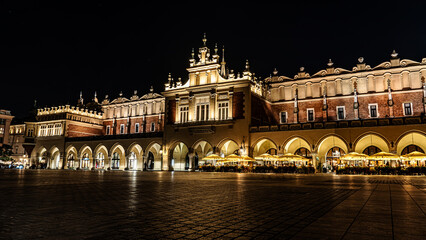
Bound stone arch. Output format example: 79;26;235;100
354;132;390;154
396;131;426;155
217;138;239;157
252;137;278;157
282;136;312;154
36;146;48;169
49;146;61;169
192;139;213;166
65;145;78;169
145;141;162;171
79;145;93;169
316;135;349;164
127;143;143;170
170;141;189;171
93;144;108;169
110;143;126;170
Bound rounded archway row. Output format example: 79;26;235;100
251;131;426;166
169;139;241;171
34;141;163;170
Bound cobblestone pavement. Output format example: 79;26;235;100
0;170;425;240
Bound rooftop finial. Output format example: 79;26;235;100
358;57;364;63
150;86;154;93
273;68;278;75
191;48;195;59
214;43;218;55
119;91;123;97
202;33;207;46
327;59;334;67
391;50;398;58
245;59;250;70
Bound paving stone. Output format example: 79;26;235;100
0;170;425;239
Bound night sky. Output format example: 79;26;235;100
2;1;426;119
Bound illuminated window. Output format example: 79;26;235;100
135;123;139;133
180;106;189;123
218;102;229;120
96;152;105;169
337;106;345;120
368;104;378;118
280;112;287;124
403;103;412;116
195;97;209;121
307;108;315;122
0;128;4;134
54;123;62;136
120;124;125;134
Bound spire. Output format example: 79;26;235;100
220;45;226;77
78;91;84;106
93;91;98;103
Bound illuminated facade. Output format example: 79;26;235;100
0;109;14;147
30;36;426;171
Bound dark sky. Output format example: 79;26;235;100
2;1;426;118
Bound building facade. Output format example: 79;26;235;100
29;36;426;171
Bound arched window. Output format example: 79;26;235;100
112;152;120;169
295;147;312;158
401;145;424;155
129;152;137;170
363;146;382;156
67;154;75;168
96;152;104;169
81;153;90;169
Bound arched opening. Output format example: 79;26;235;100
94;145;108;169
145;142;161;171
283;137;312;155
193;140;213;167
50;150;61;169
171;142;189;171
79;146;93;169
38;148;47;169
128;152;137;170
253;138;278;157
317;135;348;169
401;144;424;155
397;132;426;155
354;134;389;154
110;144;125;170
95;152;105;169
219;140;239;157
326;147;346;168
363;146;382;156
67;154;77;169
111;152;120;169
127;143;143;170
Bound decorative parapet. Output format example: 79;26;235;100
37;105;103;119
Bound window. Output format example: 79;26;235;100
280;112;287;124
54;123;62;136
368;104;378;118
150;122;155;132
403;103;413;116
96;152;105;169
106;126;110;135
196;104;209;121
120;124;125;134
135;123;139;133
180;106;189;123
0;127;3;134
337;106;345;120
27;128;34;137
218;102;229;120
195;97;210;121
307;108;315;122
